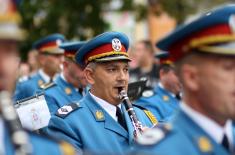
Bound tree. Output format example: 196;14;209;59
18;0;232;60
19;0;111;60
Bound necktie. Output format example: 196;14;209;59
116;106;127;131
78;88;83;96
222;134;230;152
175;93;181;100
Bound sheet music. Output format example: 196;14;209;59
15;94;51;130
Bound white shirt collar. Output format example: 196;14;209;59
60;73;66;82
38;69;51;83
158;82;175;97
181;103;233;148
60;73;71;86
89;92;121;121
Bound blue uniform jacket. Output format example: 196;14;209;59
44;75;83;114
135;85;180;122
45;93;156;155
133;109;234;155
4;126;72;155
13;72;45;102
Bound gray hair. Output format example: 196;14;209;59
86;62;97;70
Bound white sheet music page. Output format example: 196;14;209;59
16;94;51;130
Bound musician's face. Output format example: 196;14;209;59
0;40;20;92
85;60;129;105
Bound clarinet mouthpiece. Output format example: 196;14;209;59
118;88;127;100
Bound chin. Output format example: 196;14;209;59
113;95;121;102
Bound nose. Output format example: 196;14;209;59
117;69;128;81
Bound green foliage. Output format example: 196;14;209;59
18;0;232;60
19;0;111;60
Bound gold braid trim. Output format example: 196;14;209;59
87;51;129;62
189;35;235;48
197;45;235;54
162;60;173;65
143;110;158;125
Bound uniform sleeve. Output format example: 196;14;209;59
30;133;62;155
44;115;83;154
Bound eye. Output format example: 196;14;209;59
221;60;234;71
123;67;129;73
107;68;116;72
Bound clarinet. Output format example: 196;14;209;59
0;91;32;155
119;89;143;139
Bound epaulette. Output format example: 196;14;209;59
39;82;56;90
137;123;172;145
133;104;158;125
55;102;80;119
142;89;154;98
18;76;31;83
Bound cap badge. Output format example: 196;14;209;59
56;39;62;45
229;14;235;33
112;38;122;51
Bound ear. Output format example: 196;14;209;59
84;68;95;85
38;54;45;66
63;61;69;69
159;69;164;77
181;64;200;91
159;69;167;81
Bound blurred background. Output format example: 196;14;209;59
18;0;233;60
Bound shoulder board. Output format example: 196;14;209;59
142;89;154;98
18;76;30;83
55;102;80;119
132;104;158;125
143;109;158;125
40;82;56;90
137;123;171;146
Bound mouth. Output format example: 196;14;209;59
114;86;126;99
115;86;125;93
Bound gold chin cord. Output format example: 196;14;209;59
0;91;32;155
118;89;143;139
